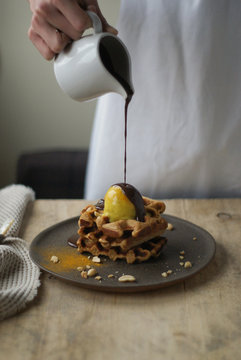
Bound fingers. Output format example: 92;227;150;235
28;0;118;60
28;0;93;60
28;28;55;60
42;8;84;40
55;0;92;34
29;12;71;60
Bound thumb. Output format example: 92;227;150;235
87;3;118;35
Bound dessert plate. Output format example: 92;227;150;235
30;215;216;292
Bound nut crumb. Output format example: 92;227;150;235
167;223;174;231
193;236;197;241
167;270;173;275
87;268;97;277
92;256;101;263
86;265;91;269
179;262;184;266
179;255;184;260
80;271;88;279
118;275;136;282
77;266;84;271
184;261;192;268
95;276;102;281
161;272;168;278
108;274;114;278
180;250;185;255
50;255;59;264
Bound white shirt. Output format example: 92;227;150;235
85;0;241;200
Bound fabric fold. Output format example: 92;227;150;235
0;185;40;321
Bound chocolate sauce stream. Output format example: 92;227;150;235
68;45;135;248
99;41;133;184
124;95;132;183
98;43;143;219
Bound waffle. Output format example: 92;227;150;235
77;197;168;264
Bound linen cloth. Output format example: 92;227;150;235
0;185;40;320
85;0;241;199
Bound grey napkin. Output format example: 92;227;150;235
0;185;40;320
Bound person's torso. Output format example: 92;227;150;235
85;0;241;200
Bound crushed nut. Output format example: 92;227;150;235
77;266;84;271
184;261;192;268
193;236;197;241
167;270;173;275
108;274;114;278
179;255;184;260
179;262;184;266
80;271;88;279
180;250;185;255
167;223;174;231
87;268;97;277
92;256;101;263
86;265;91;269
118;275;136;282
95;276;102;281
161;272;168;278
50;255;59;263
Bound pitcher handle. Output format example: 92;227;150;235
87;11;103;34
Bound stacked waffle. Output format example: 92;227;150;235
77;197;168;264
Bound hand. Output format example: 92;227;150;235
28;0;118;60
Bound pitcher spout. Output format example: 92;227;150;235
116;81;134;99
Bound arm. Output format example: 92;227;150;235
27;0;117;60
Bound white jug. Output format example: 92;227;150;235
54;11;134;102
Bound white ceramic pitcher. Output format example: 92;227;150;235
54;11;134;102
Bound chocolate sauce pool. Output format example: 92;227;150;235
67;233;78;248
114;183;145;222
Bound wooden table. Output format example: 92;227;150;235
0;199;240;360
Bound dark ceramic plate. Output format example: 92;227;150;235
30;215;216;293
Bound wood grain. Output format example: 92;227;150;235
0;199;240;360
